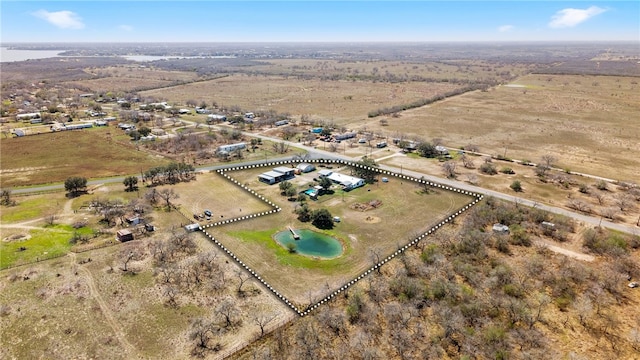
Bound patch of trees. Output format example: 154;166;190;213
349;156;378;184
247;196;638;359
64;176;88;197
123;176;138;192
311;209;334;230
367;83;494;118
0;190;16;206
142;162;195;186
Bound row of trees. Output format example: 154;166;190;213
367;83;494;118
142;162;195;186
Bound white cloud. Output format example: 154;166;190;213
32;9;85;30
498;25;514;32
118;25;134;32
549;6;606;28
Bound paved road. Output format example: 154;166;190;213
374;161;639;236
7;128;638;236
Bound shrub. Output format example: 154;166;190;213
510;180;523;192
578;183;589;194
500;167;515;174
595;180;608;191
479;163;497;175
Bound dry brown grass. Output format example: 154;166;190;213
0;128;169;187
354;74;640;181
139;74;463;121
63;65;200;93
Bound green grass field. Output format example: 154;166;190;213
0;224;93;269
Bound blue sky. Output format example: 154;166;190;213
1;1;638;42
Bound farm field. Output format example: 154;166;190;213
139;74;464;122
353;74;640;181
63;65;201;93
0;128;169;188
204;164;473;306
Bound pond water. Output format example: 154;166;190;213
1;47;66;62
274;229;342;258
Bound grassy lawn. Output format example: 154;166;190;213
0;224;91;269
205;164;473;306
0;194;66;222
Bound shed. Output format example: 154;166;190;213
259;170;287;185
435;145;448;155
296;163;316;173
116;229;134;242
318;169;333;177
273;166;295;177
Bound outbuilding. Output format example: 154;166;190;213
185;223;200;232
296;163;316;173
116;229;134;242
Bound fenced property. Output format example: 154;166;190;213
200;158;481;317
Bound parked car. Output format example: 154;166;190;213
204;209;212;217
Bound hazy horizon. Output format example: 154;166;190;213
2;1;638;43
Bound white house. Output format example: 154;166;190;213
327;172;365;191
217;142;246;154
16;112;41;121
207;114;227;123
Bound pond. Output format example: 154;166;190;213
273;229;343;259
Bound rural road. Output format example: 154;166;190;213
6;130;638;236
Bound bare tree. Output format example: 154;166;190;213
460;154;475;169
252;308;280;337
613;192;633;212
163;286;180;308
592;191;607;206
541;154;557;168
189;318;221;356
442;161;457;179
157;188;179;209
236;269;251;294
216;296;239;327
44;212;58;226
272;141;290;154
465;173;478;185
567;199;591;213
368;248;383;274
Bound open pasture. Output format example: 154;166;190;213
169;171;274;222
0;128;169;188
248;58;534;82
139;74;463;122
355;74;640;181
204;164;473;306
63;65;200;93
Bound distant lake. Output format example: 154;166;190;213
0;48;237;63
0;47;66;62
122;55;236;62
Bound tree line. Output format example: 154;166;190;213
142;162;195;186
